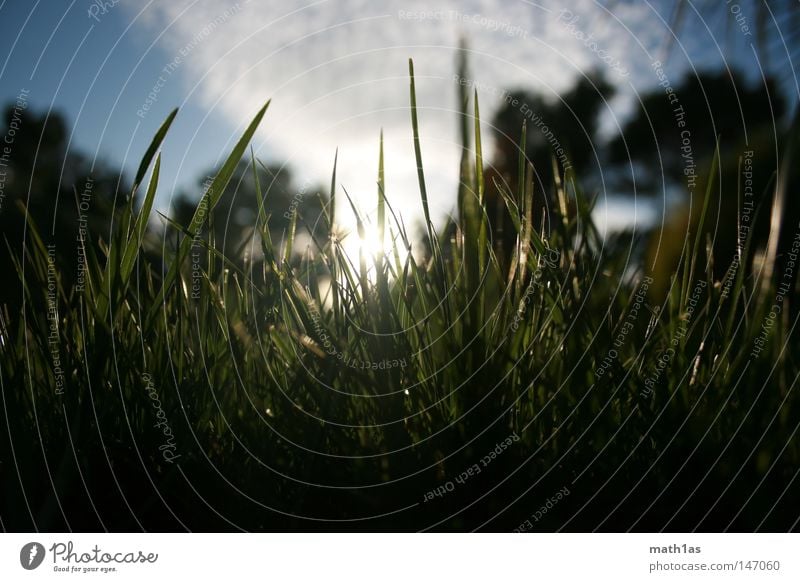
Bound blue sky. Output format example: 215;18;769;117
0;0;787;232
0;0;240;209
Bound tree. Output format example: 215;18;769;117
0;105;121;314
606;69;796;291
170;161;329;266
484;71;614;257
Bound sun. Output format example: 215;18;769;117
340;223;387;263
337;221;409;281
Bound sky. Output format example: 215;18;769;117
0;0;787;236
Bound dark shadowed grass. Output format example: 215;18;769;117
1;61;798;532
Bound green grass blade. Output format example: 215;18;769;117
378;129;386;250
146;100;270;328
133;108;177;194
408;59;434;246
474;89;488;321
683;140;719;305
329;149;340;327
474;89;486;270
121;154;159;281
283;206;297;267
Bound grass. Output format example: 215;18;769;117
1;60;798;532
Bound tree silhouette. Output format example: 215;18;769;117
485;71;614;257
170;161;329;267
0;105;121;314
0;104;330;323
606;69;797;290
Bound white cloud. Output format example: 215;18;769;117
130;0;679;230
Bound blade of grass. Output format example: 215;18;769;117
408;59;434;247
474;89;488;324
682;140;719;306
146;100;270;329
329;150;340;327
132;108;178;195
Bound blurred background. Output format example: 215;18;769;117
1;0;798;288
2;0;800;533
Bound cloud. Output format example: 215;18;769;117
129;0;676;229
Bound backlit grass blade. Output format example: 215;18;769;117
329;149;340;326
121;154;159;282
94;153;162;320
474;89;486;271
474;89;488;322
133;108;177;195
157;210;255;293
408;59;434;247
519;158;535;293
252;148;267;227
375;130;394;328
146;100;270;328
682;140;719;306
330;149;338;232
378;130;386;250
251;150;280;271
409;59;451;324
282;206;297;268
187;101;269;242
342;186;369;297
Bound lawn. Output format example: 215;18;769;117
1;60;798;532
